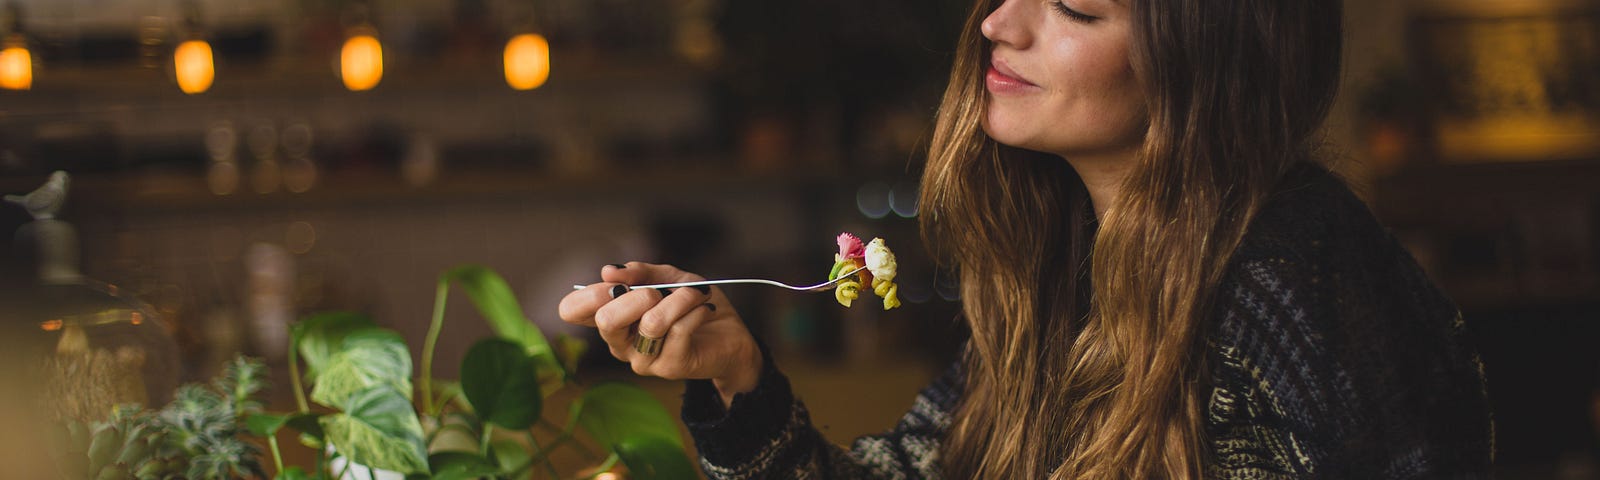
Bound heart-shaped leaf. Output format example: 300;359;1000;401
572;383;682;450
428;451;501;480
311;328;413;409
615;434;698;480
441;266;564;381
461;338;543;430
319;386;428;475
291;312;376;381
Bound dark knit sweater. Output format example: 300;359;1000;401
681;165;1494;479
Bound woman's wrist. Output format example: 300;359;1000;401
711;341;762;408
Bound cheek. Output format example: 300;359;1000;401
1072;51;1145;138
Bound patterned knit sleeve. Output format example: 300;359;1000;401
1210;248;1494;479
680;345;961;480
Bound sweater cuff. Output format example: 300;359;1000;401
681;339;797;466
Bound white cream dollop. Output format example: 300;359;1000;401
864;237;897;282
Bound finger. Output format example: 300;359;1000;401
636;285;712;339
601;262;705;287
557;283;617;327
594;286;663;360
633;304;716;379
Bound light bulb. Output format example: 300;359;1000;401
0;41;31;91
174;39;214;94
503;33;549;91
341;33;383;91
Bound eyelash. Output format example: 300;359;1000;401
1050;1;1099;23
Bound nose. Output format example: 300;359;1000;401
981;0;1031;49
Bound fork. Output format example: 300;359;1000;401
571;266;868;293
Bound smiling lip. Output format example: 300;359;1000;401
986;58;1038;94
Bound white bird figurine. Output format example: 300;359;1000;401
6;170;69;220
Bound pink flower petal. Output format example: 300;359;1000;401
836;232;865;259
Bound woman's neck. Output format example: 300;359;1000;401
1061;151;1134;222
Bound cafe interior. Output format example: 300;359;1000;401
1;0;1596;478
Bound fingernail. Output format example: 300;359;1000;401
703;302;717;312
608;263;627;269
691;285;711;295
610;285;629;298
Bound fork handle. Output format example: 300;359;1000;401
570;279;763;291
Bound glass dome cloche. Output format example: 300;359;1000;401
2;171;180;423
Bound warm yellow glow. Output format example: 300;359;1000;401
174;40;214;94
341;34;383;91
594;473;620;480
503;33;550;90
0;45;31;91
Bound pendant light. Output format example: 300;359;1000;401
503;33;549;90
340;4;383;92
173;4;213;94
1;3;32;91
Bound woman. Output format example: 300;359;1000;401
559;0;1495;477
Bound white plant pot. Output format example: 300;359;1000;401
327;446;406;480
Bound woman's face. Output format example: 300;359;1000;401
981;0;1146;161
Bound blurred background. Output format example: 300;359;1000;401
0;0;1595;478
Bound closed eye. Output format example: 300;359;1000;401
1050;1;1099;23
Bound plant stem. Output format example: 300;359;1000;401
268;433;285;475
288;339;308;413
422;279;450;416
527;432;562;480
481;424;496;457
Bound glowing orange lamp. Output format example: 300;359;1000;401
174;39;214;94
0;34;30;91
503;33;549;90
340;29;383;91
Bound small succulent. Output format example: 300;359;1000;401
57;356;268;480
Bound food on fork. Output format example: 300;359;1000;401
828;233;900;310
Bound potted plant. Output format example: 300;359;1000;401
54;265;697;480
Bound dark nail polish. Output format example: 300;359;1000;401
610;285;629;298
608;263;627;269
691;285;711;295
703;302;717;312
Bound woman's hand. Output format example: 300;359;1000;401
558;262;762;407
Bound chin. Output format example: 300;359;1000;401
980;117;1035;151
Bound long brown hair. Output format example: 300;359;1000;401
920;0;1343;478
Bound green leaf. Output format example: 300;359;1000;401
285;413;324;438
440;266;564;380
246;413;289;436
573;383;683;450
319;387;429;475
489;440;533;479
291;312;377;381
614;435;698;480
311;328;414;409
460;338;543;430
556;333;588;375
274;466;312;480
428;451;501;480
